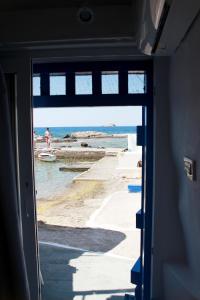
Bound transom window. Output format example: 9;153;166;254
32;61;152;108
75;72;92;95
50;73;66;95
33;71;147;96
32;75;41;96
128;71;146;94
101;71;119;94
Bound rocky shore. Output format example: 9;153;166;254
34;147;125;160
70;131;127;139
35;131;127;143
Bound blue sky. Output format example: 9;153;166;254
33;106;142;127
33;73;144;127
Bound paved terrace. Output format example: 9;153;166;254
39;190;140;300
73;153;141;182
38;151;142;300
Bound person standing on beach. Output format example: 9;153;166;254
45;128;51;148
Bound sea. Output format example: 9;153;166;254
34;126;136;138
34;126;136;200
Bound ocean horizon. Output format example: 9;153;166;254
34;126;137;138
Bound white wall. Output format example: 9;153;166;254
169;11;200;282
152;56;187;299
152;12;200;300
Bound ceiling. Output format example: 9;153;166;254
0;0;141;52
0;0;199;58
0;0;133;12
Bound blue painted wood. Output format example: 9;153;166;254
135;285;142;300
136;126;145;146
131;257;141;286
124;294;135;300
40;72;50;96
138;107;145;300
66;72;75;96
143;93;154;300
136;209;144;229
33;61;153;74
119;70;128;95
33;94;148;108
92;70;101;95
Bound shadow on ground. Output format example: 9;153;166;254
40;245;133;300
39;225;133;300
38;222;126;252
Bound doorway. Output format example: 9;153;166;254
32;61;153;300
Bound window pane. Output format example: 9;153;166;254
75;73;92;95
101;71;119;94
128;71;146;94
33;75;41;96
50;74;66;95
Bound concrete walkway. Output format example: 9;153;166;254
87;190;140;259
73;156;119;182
40;244;134;300
73;155;141;182
39;152;141;299
40;190;140;299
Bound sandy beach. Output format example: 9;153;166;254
37;152;141;226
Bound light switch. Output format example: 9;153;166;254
184;157;196;181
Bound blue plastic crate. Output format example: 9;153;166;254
128;185;142;193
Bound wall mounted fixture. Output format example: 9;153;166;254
184;157;196;181
77;7;94;24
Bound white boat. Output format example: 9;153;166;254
36;135;44;142
38;152;56;162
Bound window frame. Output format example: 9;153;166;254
49;73;66;96
33;61;152;108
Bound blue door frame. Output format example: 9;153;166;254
32;60;154;300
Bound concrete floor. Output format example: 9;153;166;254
40;244;134;300
39;153;141;300
39;191;140;300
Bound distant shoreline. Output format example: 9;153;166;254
35;133;130;143
34;126;137;139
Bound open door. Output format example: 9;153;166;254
32;60;153;300
130;105;153;300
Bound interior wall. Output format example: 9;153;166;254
169;12;200;281
0;4;135;46
152;11;200;300
152;56;187;299
0;56;40;300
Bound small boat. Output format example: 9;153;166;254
36;135;45;142
38;152;56;162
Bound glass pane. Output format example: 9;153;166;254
128;71;145;94
101;71;119;94
33;75;41;96
75;73;92;95
50;74;66;95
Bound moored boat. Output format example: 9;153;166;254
38;152;56;162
